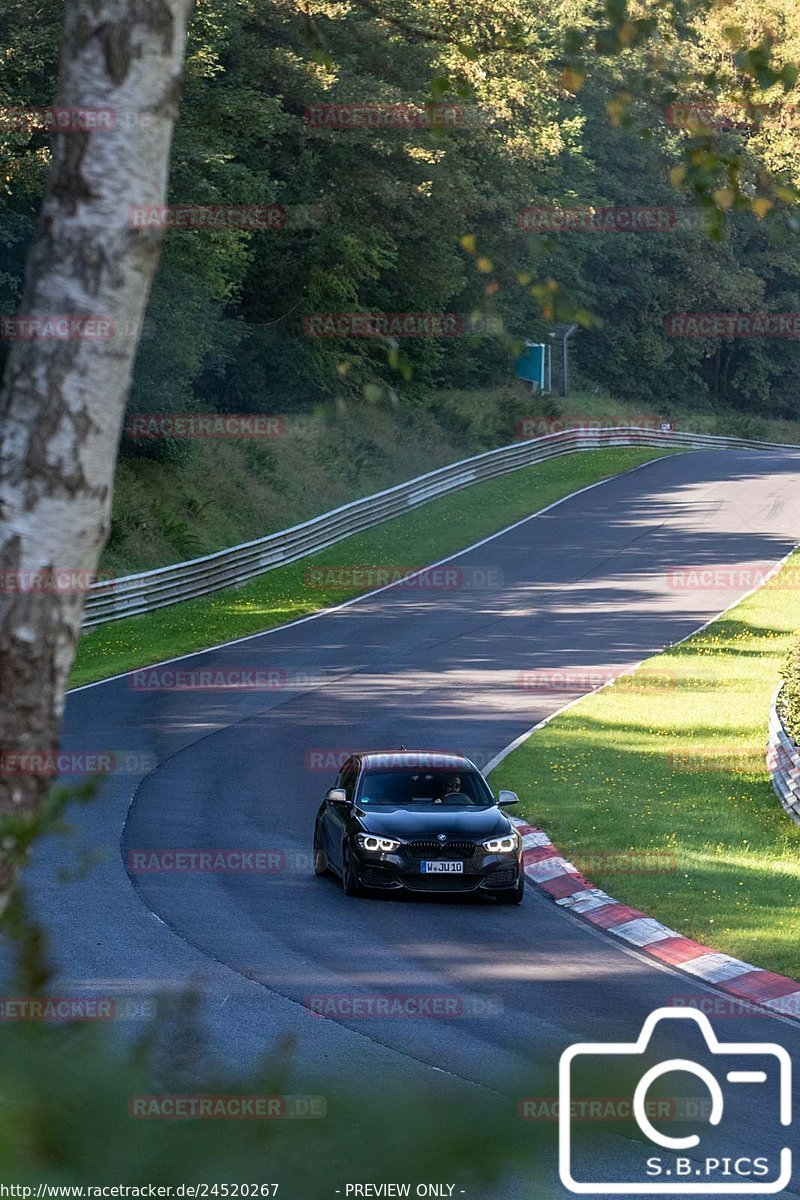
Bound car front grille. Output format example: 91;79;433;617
405;840;478;861
403;874;481;892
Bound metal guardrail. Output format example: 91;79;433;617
768;686;800;826
84;425;800;627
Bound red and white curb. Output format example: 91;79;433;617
512;819;800;1022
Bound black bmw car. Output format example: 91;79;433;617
312;751;525;902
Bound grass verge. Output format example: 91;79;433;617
71;445;672;688
491;549;800;979
103;387;533;575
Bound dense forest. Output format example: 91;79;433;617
3;0;800;443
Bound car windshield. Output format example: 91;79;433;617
356;768;493;807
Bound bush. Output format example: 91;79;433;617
779;636;800;743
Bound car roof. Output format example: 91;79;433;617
355;751;477;772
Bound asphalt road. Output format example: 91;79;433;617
13;447;800;1198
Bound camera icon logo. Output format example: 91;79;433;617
559;1007;792;1194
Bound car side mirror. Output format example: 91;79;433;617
497;790;519;806
326;787;350;805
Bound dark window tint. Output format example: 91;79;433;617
356;769;492;807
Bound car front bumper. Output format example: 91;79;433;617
352;846;522;893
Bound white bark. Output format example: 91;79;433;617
0;0;194;909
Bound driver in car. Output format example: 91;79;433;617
434;774;462;804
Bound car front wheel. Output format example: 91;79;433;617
341;842;364;896
313;825;328;876
492;873;525;905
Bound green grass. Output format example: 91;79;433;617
102;386;534;575
104;385;800;578
552;385;800;447
491;550;800;979
71;445;671;688
103;382;800;579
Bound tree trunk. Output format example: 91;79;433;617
0;0;194;913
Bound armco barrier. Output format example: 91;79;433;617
83;426;800;626
768;685;800;825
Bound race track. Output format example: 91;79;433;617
18;447;800;1197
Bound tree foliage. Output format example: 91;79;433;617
3;0;800;425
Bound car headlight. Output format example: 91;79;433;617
356;833;401;852
482;834;518;853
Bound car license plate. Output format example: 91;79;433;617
420;860;463;874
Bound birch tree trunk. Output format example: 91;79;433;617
0;0;194;912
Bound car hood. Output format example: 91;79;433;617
355;806;512;840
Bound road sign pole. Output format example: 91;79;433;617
563;324;578;398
